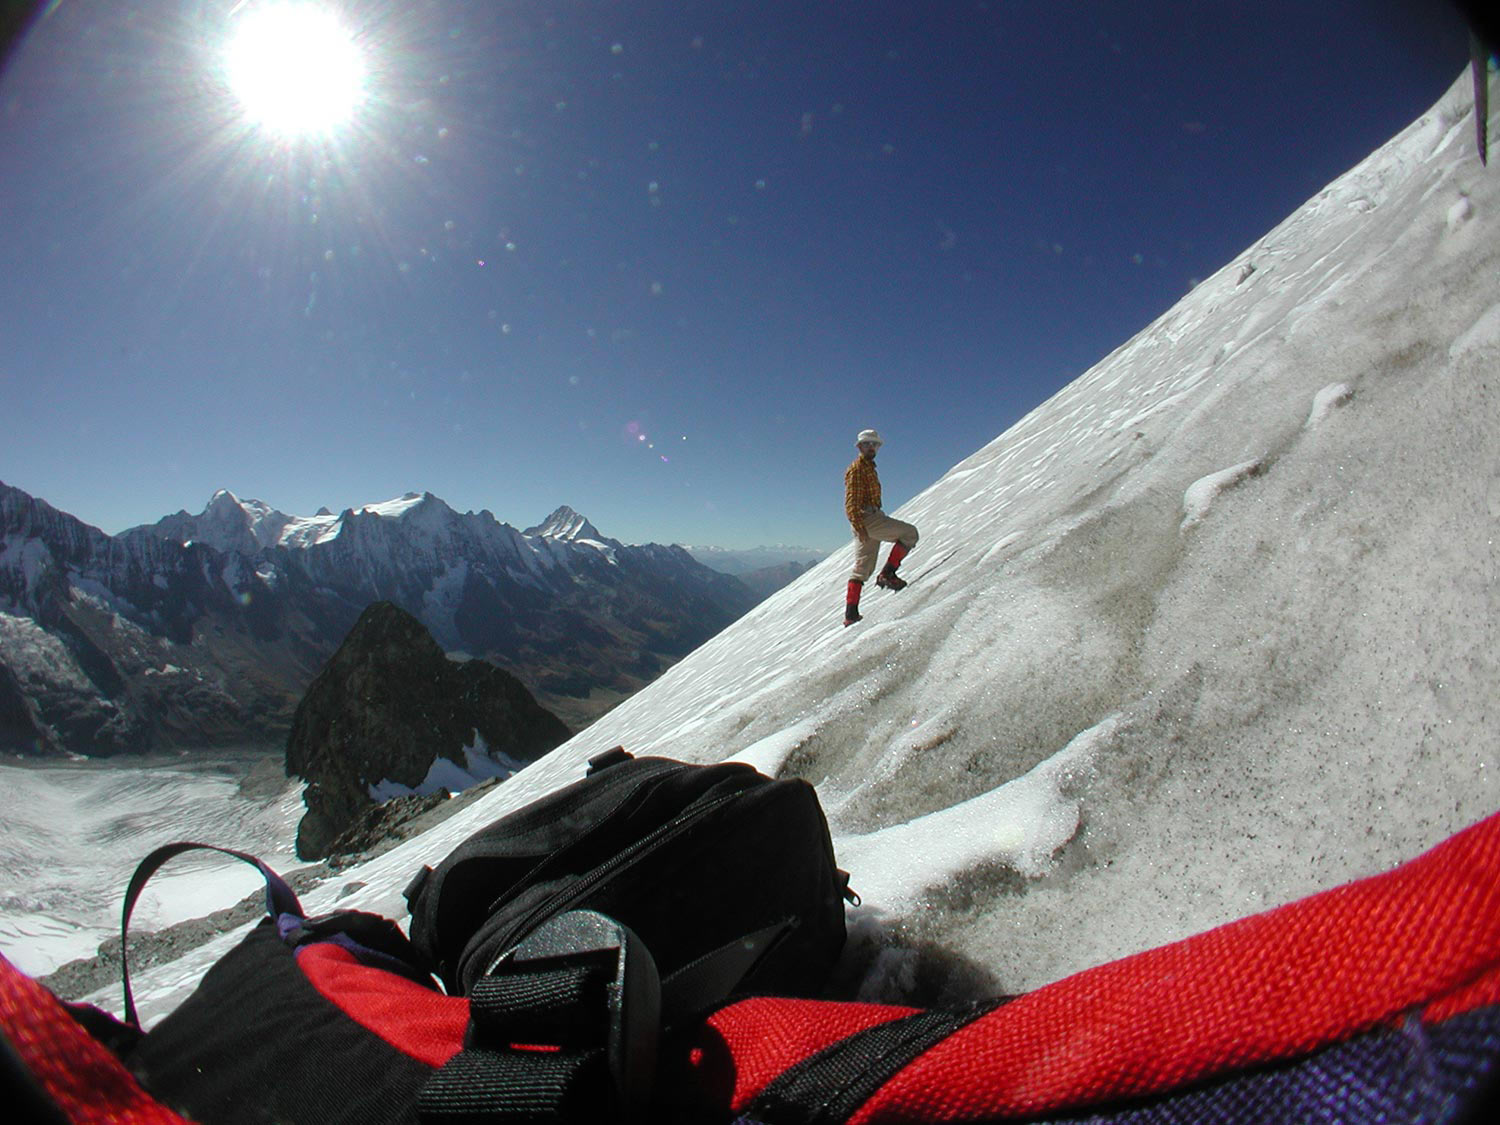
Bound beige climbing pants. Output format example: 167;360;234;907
850;508;919;583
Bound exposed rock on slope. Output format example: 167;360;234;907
285;602;569;859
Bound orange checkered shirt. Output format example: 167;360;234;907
844;454;881;536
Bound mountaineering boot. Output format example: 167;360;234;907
844;579;863;626
876;541;909;590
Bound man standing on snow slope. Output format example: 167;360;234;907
844;429;918;626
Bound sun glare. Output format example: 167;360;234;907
224;4;367;138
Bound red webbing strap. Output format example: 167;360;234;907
846;810;1500;1123
0;953;194;1124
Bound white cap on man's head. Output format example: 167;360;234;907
856;429;883;448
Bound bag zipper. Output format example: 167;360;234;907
475;786;749;982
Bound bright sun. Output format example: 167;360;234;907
224;4;367;138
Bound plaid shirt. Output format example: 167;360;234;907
844;454;882;535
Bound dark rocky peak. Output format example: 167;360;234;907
285;601;570;860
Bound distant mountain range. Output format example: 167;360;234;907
683;545;831;577
683;545;830;601
0;481;769;755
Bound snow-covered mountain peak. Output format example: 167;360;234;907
155;489;297;554
161;491;460;551
138;492;628;558
347;491;454;528
525;506;606;544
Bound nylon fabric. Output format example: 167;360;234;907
22;808;1493;1125
407;753;846;1005
1037;1006;1500;1124
1;1027;71;1125
418;1044;601;1123
726;1008;1500;1125
661;997;922;1113
297;941;468;1068
843;809;1500;1123
468;962;609;1045
135;921;435;1125
0;954;192;1125
748;1003;1002;1125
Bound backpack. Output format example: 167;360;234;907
36;747;853;1124
6;758;1500;1124
402;746;852;1000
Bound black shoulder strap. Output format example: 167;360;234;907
120;842;303;1028
659;918;793;1020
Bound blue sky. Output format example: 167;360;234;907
0;1;1475;549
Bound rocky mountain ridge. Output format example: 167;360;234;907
285;601;570;859
0;481;757;755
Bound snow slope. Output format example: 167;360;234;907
115;73;1498;1020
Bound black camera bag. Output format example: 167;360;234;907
403;746;853;1000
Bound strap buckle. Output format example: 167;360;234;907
421;910;660;1121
